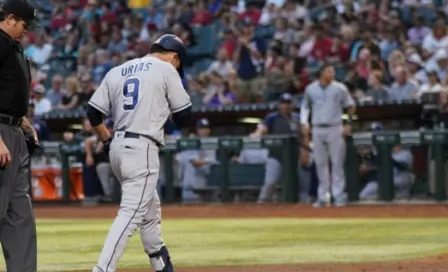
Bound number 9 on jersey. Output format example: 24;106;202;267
123;77;140;111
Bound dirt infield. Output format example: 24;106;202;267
36;204;448;272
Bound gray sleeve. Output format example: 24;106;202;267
392;150;413;167
301;88;311;109
300;88;311;125
341;83;355;108
238;150;247;163
164;65;191;113
204;150;218;164
88;72;111;115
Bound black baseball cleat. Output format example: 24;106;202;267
149;246;175;272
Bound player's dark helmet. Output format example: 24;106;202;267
150;34;187;77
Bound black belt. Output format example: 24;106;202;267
314;124;340;128
121;131;162;148
0;115;22;127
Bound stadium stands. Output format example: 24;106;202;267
22;0;448;203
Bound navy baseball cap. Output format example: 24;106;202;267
279;93;293;103
370;122;383;132
196;118;210;129
150;34;187;77
1;0;38;29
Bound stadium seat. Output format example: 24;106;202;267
208;164;265;187
206;163;265;202
187;25;216;59
228;164;265;186
193;58;213;74
400;6;436;24
254;26;275;40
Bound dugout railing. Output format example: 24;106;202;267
31;130;448;204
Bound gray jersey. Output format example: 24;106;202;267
301;80;354;126
88;56;191;145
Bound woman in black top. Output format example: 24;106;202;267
55;76;80;110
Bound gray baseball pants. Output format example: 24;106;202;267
93;132;165;272
0;124;37;272
359;172;415;200
258;158;311;203
312;126;346;203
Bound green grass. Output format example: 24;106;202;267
2;218;448;271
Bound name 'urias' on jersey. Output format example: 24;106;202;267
88;55;191;147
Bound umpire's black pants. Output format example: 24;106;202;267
0;124;37;272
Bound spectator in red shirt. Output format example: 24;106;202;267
219;27;237;59
191;1;213;26
326;34;350;65
50;7;69;30
89;14;102;37
238;3;262;25
311;23;333;62
100;3;117;25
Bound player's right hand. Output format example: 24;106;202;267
0;141;11;168
102;137;113;156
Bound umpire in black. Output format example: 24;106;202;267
0;0;39;271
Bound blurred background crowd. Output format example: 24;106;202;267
22;0;448;204
27;0;448;116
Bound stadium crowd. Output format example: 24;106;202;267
22;0;448;204
26;0;448;116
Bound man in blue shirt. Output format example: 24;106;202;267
234;18;266;103
27;101;50;141
254;93;311;203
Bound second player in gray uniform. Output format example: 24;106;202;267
86;34;191;272
300;64;355;207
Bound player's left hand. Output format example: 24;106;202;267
102;137;113;155
343;124;352;136
191;159;206;167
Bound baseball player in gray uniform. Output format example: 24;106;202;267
300;64;355;207
178;118;218;202
86;34;191;272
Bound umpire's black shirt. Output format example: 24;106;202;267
0;28;31;118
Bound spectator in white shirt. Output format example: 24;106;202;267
273;17;294;44
417;71;444;98
259;2;280;26
24;34;53;67
421;21;448;59
33;84;52;116
298;24;315;60
407;53;428;84
206;48;234;78
425;49;448;81
281;0;307;23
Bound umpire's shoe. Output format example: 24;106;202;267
149;246;175;272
